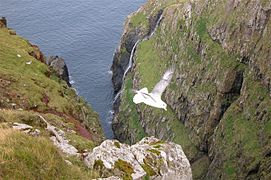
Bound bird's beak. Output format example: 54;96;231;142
164;107;167;111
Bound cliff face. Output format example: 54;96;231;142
111;0;271;179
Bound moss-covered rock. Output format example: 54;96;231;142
84;137;192;179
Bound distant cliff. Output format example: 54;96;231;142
111;0;271;179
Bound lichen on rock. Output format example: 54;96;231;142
84;137;192;179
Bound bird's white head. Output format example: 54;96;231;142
161;102;167;111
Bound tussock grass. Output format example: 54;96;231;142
0;128;95;179
130;12;148;30
0;109;99;179
0;128;14;141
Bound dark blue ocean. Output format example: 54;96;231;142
0;0;145;138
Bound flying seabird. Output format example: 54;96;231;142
132;66;175;111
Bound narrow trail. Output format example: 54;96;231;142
35;109;93;140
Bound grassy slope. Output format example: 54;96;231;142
0;128;98;179
0;27;104;138
0;27;104;179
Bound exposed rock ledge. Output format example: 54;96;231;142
47;56;71;87
84;137;192;180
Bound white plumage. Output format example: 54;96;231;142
132;66;175;111
26;61;32;65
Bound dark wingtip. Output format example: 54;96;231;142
166;64;176;75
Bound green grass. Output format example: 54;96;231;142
92;159;113;178
191;156;210;179
136;38;169;90
186;42;201;63
213;74;271;178
114;159;134;180
0;109;96;151
0;109;101;178
153;144;162;148
0;129;94;179
67;133;95;152
0;27;104;140
149;140;164;146
144;175;151;180
170;115;199;159
0;109;46;126
197;17;207;39
264;120;271;135
225;163;236;176
130;12;148;29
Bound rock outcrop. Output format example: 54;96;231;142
12;122;40;136
111;0;271;179
0;17;7;28
47;56;71;86
38;115;79;156
29;44;46;63
84;137;192;179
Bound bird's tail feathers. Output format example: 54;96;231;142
131;87;148;104
133;94;143;104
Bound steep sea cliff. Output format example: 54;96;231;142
111;0;271;179
0;18;192;179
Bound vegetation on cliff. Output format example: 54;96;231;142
0;128;95;179
112;0;271;179
0;23;104;179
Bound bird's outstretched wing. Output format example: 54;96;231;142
131;89;157;102
151;66;175;97
140;91;157;102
